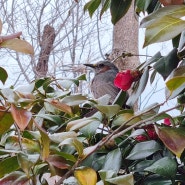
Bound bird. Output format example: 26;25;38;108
84;60;128;106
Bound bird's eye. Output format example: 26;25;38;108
98;64;104;68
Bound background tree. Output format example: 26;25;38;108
0;1;185;185
0;0;112;89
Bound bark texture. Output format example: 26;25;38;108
36;25;56;78
110;1;139;71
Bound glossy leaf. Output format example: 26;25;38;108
166;76;185;92
17;153;40;176
141;51;162;69
165;66;185;98
100;0;111;19
0;107;14;135
178;30;185;58
0;38;34;54
145;157;177;179
0;171;26;184
140;5;185;28
0;156;19;178
143;15;185;47
135;0;153;13
103;148;122;173
66;117;96;131
110;0;132;25
126;140;162;160
155;126;185;158
84;0;101;17
96;104;120;118
61;95;87;106
127;67;149;106
0;67;8;84
35;123;50;160
153;48;180;80
80;120;100;138
49;131;78;143
60;138;84;157
35;114;62;125
5;136;40;153
74;167;97;185
46;155;69;169
46;99;72;115
112;110;141;127
106;173;134;185
10;104;32;131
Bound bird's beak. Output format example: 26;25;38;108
83;63;96;68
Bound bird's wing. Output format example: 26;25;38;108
91;81;120;104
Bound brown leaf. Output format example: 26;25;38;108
0;38;34;55
10;104;32;131
155;126;185;158
46;155;69;169
47;99;72;115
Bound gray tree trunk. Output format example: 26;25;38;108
110;1;139;71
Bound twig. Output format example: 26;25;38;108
55;102;184;184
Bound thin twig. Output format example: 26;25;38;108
55;102;185;184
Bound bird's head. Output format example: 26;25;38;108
84;60;118;75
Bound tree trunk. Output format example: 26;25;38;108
110;1;139;71
110;1;140;110
35;25;56;78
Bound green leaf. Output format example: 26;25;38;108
113;90;128;107
106;173;134;185
155;126;185;158
166;76;185;92
35;114;62;125
110;0;132;25
126;140;162;160
76;73;87;81
103;148;122;173
165;66;185;98
100;0;111;19
143;15;185;47
67;117;96;131
96;104;120;118
17;153;40;177
80;120;100;138
135;0;153;13
60;138;84;157
141;51;162;69
127;67;149;106
143;175;173;185
0;108;14;135
0;67;8;84
49;131;78;143
61;95;87;106
153;48;180;80
5;136;40;153
140;5;185;28
84;0;101;17
112;110;140;127
35;123;50;161
0;156;19;178
145;157;177;179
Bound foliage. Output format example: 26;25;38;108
0;1;185;185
